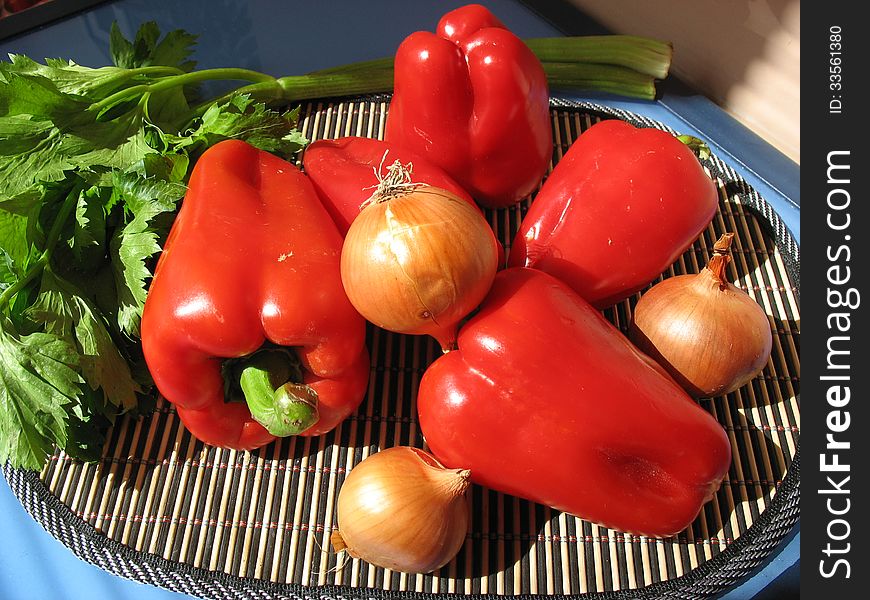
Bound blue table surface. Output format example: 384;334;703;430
1;1;799;598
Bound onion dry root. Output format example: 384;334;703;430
629;233;773;398
331;446;471;573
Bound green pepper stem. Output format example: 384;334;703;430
677;135;712;161
238;349;319;437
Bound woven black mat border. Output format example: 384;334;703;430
4;99;800;600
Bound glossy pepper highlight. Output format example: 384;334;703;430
509;120;718;308
417;268;732;537
141;140;369;450
385;3;552;208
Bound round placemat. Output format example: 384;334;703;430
4;98;800;599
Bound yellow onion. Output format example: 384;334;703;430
331;446;470;573
340;161;499;351
629;233;772;398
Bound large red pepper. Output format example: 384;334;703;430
141;140;369;450
302;136;474;236
385;4;552;208
417;267;732;537
509;120;718;308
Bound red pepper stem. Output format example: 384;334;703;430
676;135;712;161
705;233;735;285
238;349;319;437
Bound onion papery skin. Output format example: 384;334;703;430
340;186;499;350
629;268;773;398
334;446;471;573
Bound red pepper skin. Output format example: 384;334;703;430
417;268;732;537
4;0;39;13
385;4;552;208
508;120;718;309
302;136;474;235
141;140;369;450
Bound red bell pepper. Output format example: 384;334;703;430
141;140;369;450
384;3;552;208
4;0;39;13
508;120;718;308
302;136;474;235
417;267;732;537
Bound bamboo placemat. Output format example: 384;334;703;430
5;99;800;599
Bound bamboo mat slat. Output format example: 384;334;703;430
17;100;799;598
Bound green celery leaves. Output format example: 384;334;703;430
109;21;198;72
0;21;307;469
0;319;83;469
